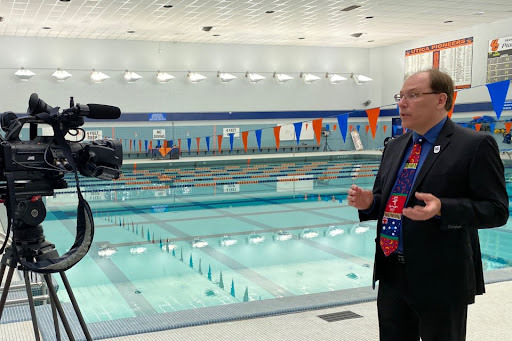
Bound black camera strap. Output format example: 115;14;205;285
10;110;94;273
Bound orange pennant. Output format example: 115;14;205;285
273;126;281;150
139;140;142;152
474;123;482;131
312;118;323;145
505;122;512;134
333;124;337;131
242;131;249;152
365;125;370;134
349;125;353;132
383;125;388;133
129;139;132;151
447;91;458;119
217;135;223;153
365;108;381;139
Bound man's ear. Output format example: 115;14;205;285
437;93;448;110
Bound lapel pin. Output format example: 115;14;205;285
434;145;441;153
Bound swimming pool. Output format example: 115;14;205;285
40;159;512;325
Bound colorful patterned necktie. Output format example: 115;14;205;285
380;137;424;256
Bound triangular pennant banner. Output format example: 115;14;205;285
365;107;380;139
242;131;249;152
312;118;323;145
336;114;349;143
217;135;223;153
474;124;481;131
293;122;302;145
486;80;510;120
356;125;361;132
383;125;388;134
365;125;370;134
196;137;201;154
255;129;262;151
490;122;496;134
205;136;210;152
229;133;234;151
187;138;191;155
333;124;337;131
505;122;512;134
273;126;281;150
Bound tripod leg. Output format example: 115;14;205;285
60;272;92;341
0;263;16;320
43;274;76;341
0;262;7;286
23;270;41;341
49;292;62;341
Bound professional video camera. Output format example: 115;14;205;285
0;94;123;340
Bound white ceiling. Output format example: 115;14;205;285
0;0;511;48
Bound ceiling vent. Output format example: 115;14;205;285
341;5;361;12
351;32;364;38
202;26;213;32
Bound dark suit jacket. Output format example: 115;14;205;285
359;118;509;305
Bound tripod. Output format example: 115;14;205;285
0;223;92;341
323;133;332;152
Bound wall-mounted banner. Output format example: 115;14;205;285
487;35;512;84
153;129;166;140
85;130;103;141
405;37;473;89
223;127;240;137
149;113;167;121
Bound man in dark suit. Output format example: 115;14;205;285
347;69;508;341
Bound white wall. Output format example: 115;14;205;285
0;37;374;114
372;16;512;109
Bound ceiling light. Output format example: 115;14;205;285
300;72;321;84
326;73;347;84
217;72;237;83
90;69;109;83
52;68;72;82
274;72;293;84
351;73;372;85
156;71;175;83
124;70;142;83
188;72;207;83
246;72;265;83
14;67;35;81
42;26;51;30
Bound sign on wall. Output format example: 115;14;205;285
85;130;103;141
223;127;240;137
487;35;512;84
153;129;166;140
405;37;473;89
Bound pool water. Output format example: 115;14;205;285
40;160;512;323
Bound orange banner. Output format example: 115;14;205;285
159;140;171;157
365;125;370;134
505;122;512;134
129;139;132;151
474;124;482;131
139;140;142;152
333;124;337;131
217;135;223;153
273;126;281;150
447;91;458;118
242;131;249;152
349;125;353;132
312;118;323;145
196;137;201;154
383;125;388;134
365;108;381;139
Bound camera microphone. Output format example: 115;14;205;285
74;104;121;119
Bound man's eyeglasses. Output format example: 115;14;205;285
394;92;440;103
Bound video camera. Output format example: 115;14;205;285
0;93;123;274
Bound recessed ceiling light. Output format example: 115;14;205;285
163;4;173;8
42;26;51;30
341;5;361;12
443;20;453;24
298;37;305;40
213;34;220;36
127;30;135;33
265;10;275;14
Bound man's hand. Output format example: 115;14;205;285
402;192;441;221
347;185;374;210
